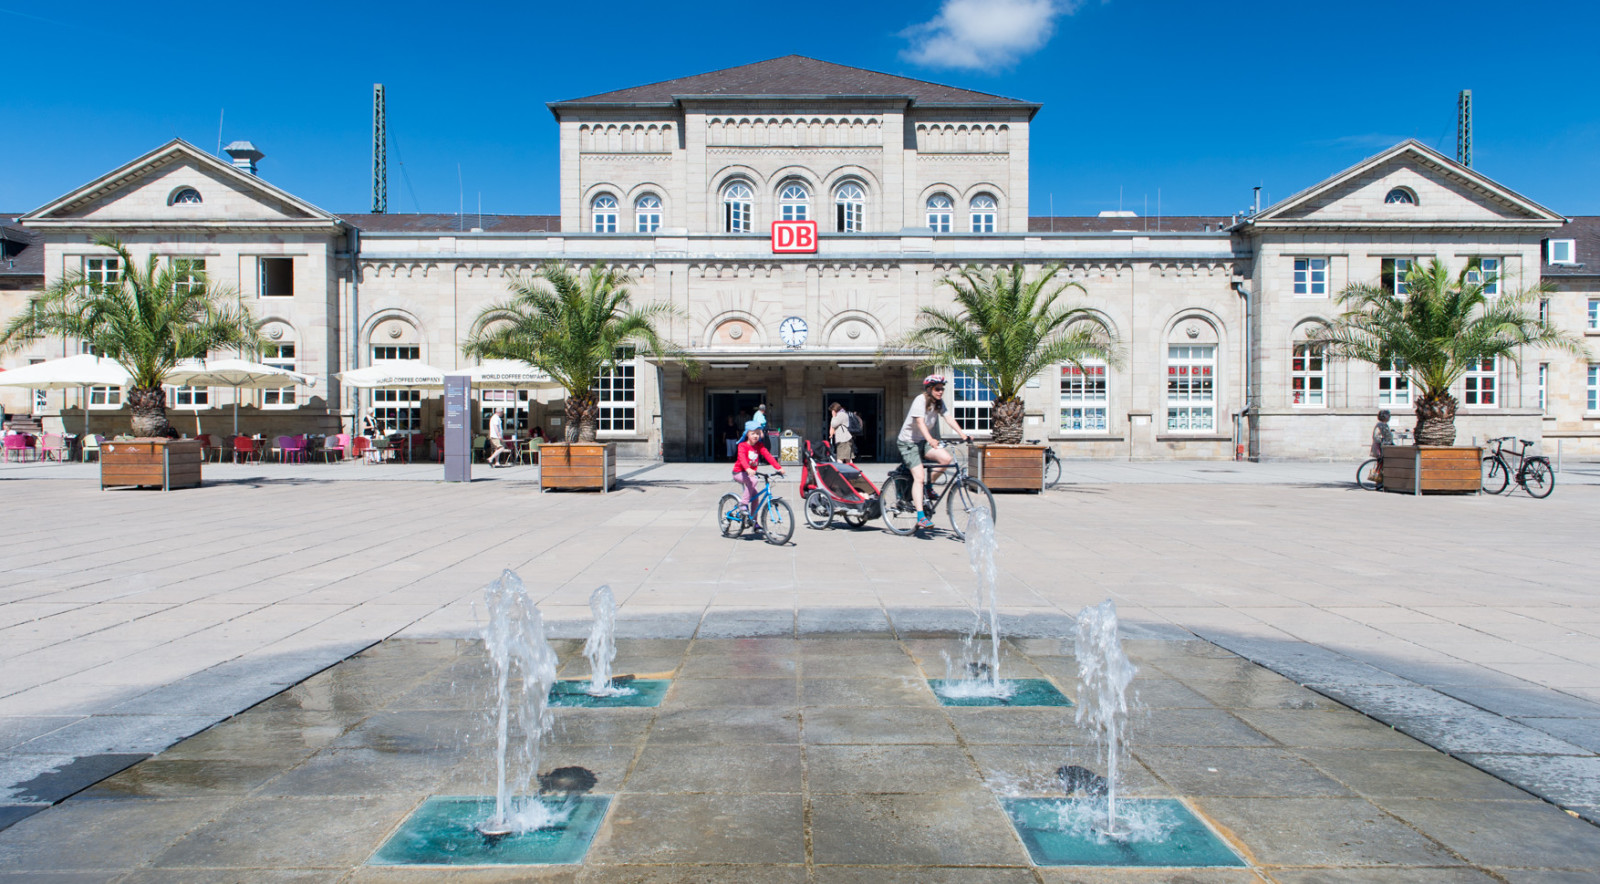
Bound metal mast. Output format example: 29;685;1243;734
372;84;387;214
1457;89;1472;168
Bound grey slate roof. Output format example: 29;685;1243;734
554;55;1034;108
1028;216;1233;234
344;213;560;234
0;219;43;278
1542;216;1599;276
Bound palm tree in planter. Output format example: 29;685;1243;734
464;261;695;443
895;263;1119;444
1311;258;1584;446
0;236;263;438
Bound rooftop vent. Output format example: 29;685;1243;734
224;141;265;175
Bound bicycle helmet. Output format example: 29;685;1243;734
922;374;946;388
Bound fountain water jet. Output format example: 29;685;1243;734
583;585;634;697
478;569;563;836
935;508;1016;701
1071;598;1137;836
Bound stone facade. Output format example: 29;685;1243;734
5;57;1596;460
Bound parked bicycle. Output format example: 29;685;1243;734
1481;436;1554;498
881;443;996;539
716;471;796;544
1028;439;1063;489
1356;428;1413;491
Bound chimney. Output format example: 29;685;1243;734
224;141;264;175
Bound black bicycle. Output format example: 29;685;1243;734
1356;428;1413;491
880;444;996;539
1029;439;1063;488
1481;436;1554;498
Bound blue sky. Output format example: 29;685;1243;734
4;0;1597;218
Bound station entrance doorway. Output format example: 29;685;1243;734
706;389;766;462
821;389;884;462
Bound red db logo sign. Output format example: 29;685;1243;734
771;220;817;254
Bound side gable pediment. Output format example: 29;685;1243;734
1248;141;1563;231
21;139;340;230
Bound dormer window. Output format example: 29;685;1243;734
1548;239;1576;265
1384;187;1417;205
168;187;202;206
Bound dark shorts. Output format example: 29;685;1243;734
897;439;927;470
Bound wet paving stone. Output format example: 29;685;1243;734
811;790;1032;866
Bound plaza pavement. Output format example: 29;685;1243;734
2;455;1599;834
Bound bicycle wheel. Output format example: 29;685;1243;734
947;477;997;540
803;490;834;530
760;498;795;545
1044;454;1062;489
1480;456;1509;495
1356;459;1381;491
717;493;746;538
879;473;919;536
1520;457;1554;498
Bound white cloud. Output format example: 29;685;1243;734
901;0;1082;71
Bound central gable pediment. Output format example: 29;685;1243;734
21;139;341;230
1246;140;1563;231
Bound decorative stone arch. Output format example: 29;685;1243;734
917;182;960;205
257;316;299;347
959;182;1008;203
704;309;767;348
624;183;669;230
821;309;884;349
820;165;880;232
709;165;765;231
362;308;427;361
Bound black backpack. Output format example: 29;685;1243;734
846;412;864;434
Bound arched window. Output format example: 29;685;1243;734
926;194;953;233
723;181;753;233
592;194;619;233
834;182;864;233
262;333;298;408
778;183;810;221
1384;187;1417;205
1291;339;1326;407
635;194;661;233
1060;357;1109;432
970;193;997;233
168;187;202;206
1166;321;1219;433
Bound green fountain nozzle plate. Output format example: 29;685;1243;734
1002;797;1246;868
928;677;1073;707
550;678;669;708
370;795;610;866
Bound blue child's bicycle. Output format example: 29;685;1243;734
717;471;795;545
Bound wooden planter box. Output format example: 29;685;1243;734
1381;445;1482;495
101;438;203;490
967;442;1047;493
539;442;616;493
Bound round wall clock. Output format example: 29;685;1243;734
779;316;808;348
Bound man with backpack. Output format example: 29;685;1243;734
829;401;855;462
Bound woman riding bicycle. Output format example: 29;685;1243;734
733;421;783;516
897;374;972;530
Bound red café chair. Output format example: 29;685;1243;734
194;434;214;461
232;436;261;464
350;436;372;463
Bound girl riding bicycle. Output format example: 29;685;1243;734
733;422;783;515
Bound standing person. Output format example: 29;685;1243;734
829;401;854;462
1370;409;1394;485
723;414;739;458
486;409;509;467
361;414;378;438
731;421;783;519
897;375;971;530
753;403;768;430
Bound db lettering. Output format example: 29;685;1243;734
771;220;817;253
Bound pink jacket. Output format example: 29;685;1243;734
733;439;782;474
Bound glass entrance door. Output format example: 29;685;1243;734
706;390;767;462
820;389;883;462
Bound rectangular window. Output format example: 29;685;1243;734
88;385;122;408
952;365;996;433
1465;257;1500;296
593;348;636;432
1548;239;1576;264
927;209;951;233
1463;357;1497;406
1293;258;1327;296
836;202;863;233
29;357;46;413
1381;258;1414;295
636;209;661;233
262;343;297;407
259;257;294;297
171;257;206;295
480;389;529;433
1538;363;1548;413
1166;345;1216;432
371;345;420;361
372;388;421;432
84;256;121;287
1540;298;1550;324
1588;299;1599;331
1589;365;1598;413
970;211;996;234
167;384;210;407
1378;357;1412;407
593;211;617;233
1060;361;1108;432
1291;343;1325;406
725;201;750;233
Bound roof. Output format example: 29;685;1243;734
344;213;560;234
1028;216;1233;234
1543;216;1600;277
552;55;1035;111
0;220;43;278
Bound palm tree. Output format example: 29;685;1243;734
894;263;1119;444
1311;258;1584;446
464;261;694;443
0;236;263;438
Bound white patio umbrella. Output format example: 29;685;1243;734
462;359;557;389
0;354;132;437
166;358;317;436
337;361;445;436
